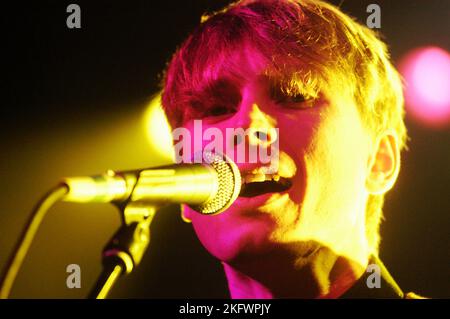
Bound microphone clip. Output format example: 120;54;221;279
89;203;157;298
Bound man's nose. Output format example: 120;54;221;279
233;126;277;148
232;103;278;148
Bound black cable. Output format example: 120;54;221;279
0;184;68;299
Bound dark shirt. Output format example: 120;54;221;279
341;255;419;299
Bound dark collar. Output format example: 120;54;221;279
340;255;404;299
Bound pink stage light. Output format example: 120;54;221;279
399;46;450;128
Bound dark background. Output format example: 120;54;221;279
1;0;449;298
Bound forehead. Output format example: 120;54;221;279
188;43;318;96
198;44;269;88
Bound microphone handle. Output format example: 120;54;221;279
61;164;219;206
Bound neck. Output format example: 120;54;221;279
222;247;368;299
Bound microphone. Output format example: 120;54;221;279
61;152;241;215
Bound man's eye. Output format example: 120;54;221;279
207;105;234;117
271;88;313;109
286;93;307;104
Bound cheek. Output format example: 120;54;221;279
312;104;369;182
277;112;321;202
302;107;371;223
334;115;370;184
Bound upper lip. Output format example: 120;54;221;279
235;151;297;184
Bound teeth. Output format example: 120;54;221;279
243;174;281;184
243;174;265;183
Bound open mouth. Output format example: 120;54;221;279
239;174;293;198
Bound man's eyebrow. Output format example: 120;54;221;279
265;71;321;98
191;77;242;101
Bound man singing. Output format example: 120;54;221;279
161;0;421;298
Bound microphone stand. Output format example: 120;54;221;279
88;202;157;299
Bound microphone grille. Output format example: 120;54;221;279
190;152;241;215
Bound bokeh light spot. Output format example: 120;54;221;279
143;94;175;163
399;46;450;128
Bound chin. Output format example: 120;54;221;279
191;211;279;263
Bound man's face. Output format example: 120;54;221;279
179;52;373;267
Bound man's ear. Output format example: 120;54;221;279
366;132;401;195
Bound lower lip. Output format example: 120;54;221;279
233;191;288;212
